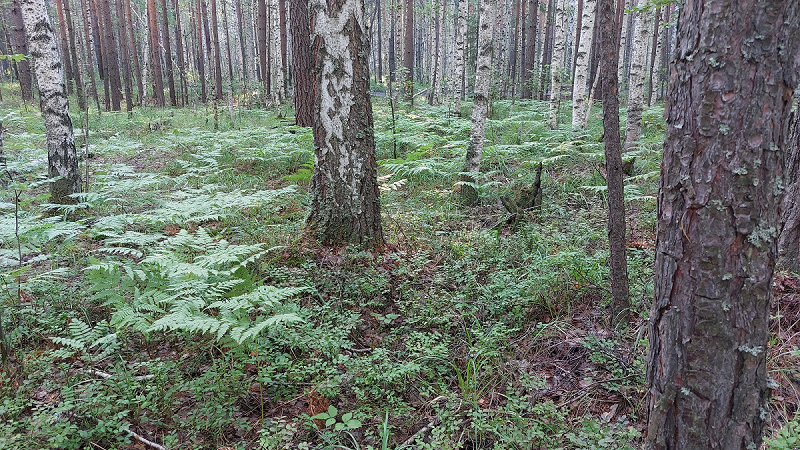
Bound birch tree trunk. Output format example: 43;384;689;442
305;0;384;244
452;0;467;115
270;0;284;103
547;0;568;129
646;0;800;447
571;0;595;129
623;0;652;151
429;0;443;105
20;0;81;204
460;0;494;205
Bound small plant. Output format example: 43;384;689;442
766;419;800;449
312;405;362;432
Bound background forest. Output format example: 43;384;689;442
0;0;799;449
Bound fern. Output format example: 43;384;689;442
50;319;120;363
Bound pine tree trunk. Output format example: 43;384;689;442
115;0;134;111
20;0;81;203
160;0;177;106
402;0;414;102
571;0;594;129
220;0;235;94
547;0;567;129
93;0;111;110
388;0;396;82
235;0;249;89
645;5;660;107
779;112;800;272
196;0;208;103
124;0;145;105
598;0;629;325
209;0;224;101
290;0;313;126
79;0;101;110
520;0;538;98
147;0;166;106
376;0;383;82
63;0;87;111
306;0;384;245
100;0;122;110
646;1;800;447
460;0;494;205
452;0;466;114
6;1;34;102
257;0;267;89
55;0;75;96
173;0;189;105
622;0;651;151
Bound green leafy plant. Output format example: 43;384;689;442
312;405;362;432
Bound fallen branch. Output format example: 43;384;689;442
400;416;441;447
124;429;166;450
86;368;155;381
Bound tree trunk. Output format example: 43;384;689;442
779;112;800;271
389;0;396;82
597;0;629;325
429;0;442;105
402;0;414;102
376;0;382;82
452;0;466;114
571;0;594;129
571;0;583;85
305;0;384;245
63;0;87;111
209;0;224;101
173;0;189;105
289;0;313;126
520;0;538;98
460;0;494;205
220;0;235;94
115;0;134;111
6;0;34;102
622;0;652;151
147;0;166;106
79;0;101;110
645;5;660;107
547;0;567;129
124;0;145;105
100;0;122;110
160;0;177;106
257;0;268;89
270;0;284;102
235;0;249;89
93;0;111;109
646;1;800;448
54;0;74;95
196;0;207;102
539;0;553;100
20;0;81;203
278;0;288;98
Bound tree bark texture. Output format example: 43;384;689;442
778;112;800;272
547;0;568;129
174;0;189;105
161;0;177;106
646;5;661;107
290;0;314;126
115;0;134;111
210;0;224;100
306;0;384;245
125;0;145;105
54;0;74;95
147;0;166;106
521;0;538;99
429;0;443;105
79;0;101;110
6;0;34;101
100;0;122;110
257;0;268;87
460;0;494;205
278;0;288;98
62;0;87;111
402;0;414;101
452;0;466;114
623;0;652;151
645;0;800;448
571;0;595;129
20;0;81;203
597;0;629;324
270;0;285;102
196;0;207;102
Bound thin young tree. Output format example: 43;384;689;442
125;0;145;105
402;0;414;102
646;1;800;447
20;0;81;204
305;0;384;244
459;0;494;205
452;0;466;114
161;0;177;106
115;0;134;111
622;0;652;151
597;0;629;324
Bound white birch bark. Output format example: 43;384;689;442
571;0;595;129
617;4;629;86
623;1;652;151
452;0;467;115
460;0;494;204
21;0;81;204
547;0;568;129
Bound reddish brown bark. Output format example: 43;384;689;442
7;0;34;101
209;0;224;100
289;0;313;126
161;0;177;106
147;0;165;106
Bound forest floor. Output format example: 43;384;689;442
0;86;798;449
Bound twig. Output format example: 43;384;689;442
85;368;155;381
400;416;441;448
124;429;166;450
90;442;108;450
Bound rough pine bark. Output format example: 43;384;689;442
305;0;384;245
388;0;396;82
196;0;208;102
173;0;189;105
289;0;314;126
100;0;122;110
452;0;466;114
547;0;568;129
402;0;414;102
646;0;800;448
779;113;800;271
460;0;494;205
20;0;81;203
210;0;224;100
571;0;595;129
257;0;268;87
376;0;382;82
623;0;652;151
6;0;34;101
597;0;629;324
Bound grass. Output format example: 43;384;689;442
0;83;796;449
